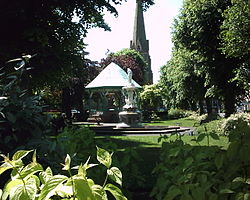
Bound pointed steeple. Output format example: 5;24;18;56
130;0;153;84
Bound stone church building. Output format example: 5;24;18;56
130;0;153;85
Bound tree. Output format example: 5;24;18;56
220;0;250;92
101;48;148;85
170;0;245;117
0;0;154;89
159;48;208;114
139;84;163;111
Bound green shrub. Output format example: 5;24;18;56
0;57;53;154
167;108;193;119
220;112;250;139
25;126;97;175
0;148;127;200
152;131;250;200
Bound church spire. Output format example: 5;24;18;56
130;0;153;84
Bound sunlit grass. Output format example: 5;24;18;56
144;117;198;127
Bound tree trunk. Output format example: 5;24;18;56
62;87;71;120
224;92;236;118
74;84;85;121
205;98;212;116
198;100;204;115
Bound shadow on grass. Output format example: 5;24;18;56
95;136;161;199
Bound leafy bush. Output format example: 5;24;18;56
220;112;250;139
0;57;53;154
25;126;97;175
167;108;192;119
0;148;127;200
152;131;250;200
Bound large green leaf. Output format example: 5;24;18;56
107;167;122;186
210;132;219;140
9;186;30;200
74;176;95;200
54;185;73;198
9;177;37;200
39;167;53;185
0;189;2;199
0;162;13;175
96;146;112;168
196;133;206;142
4;179;23;195
19;163;43;180
104;184;127;200
38;175;68;200
91;184;108;200
12;150;32;161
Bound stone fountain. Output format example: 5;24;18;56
116;68;143;128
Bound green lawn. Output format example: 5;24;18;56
96;134;228;149
94;118;228;198
95;117;227;149
144;117;198;127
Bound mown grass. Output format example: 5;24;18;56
96;134;228;149
144;117;198;127
94;117;228;198
95;117;227;149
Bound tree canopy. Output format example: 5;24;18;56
160;0;248;117
0;0;154;89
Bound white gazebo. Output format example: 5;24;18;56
85;63;141;122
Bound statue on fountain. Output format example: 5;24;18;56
123;68;138;110
116;68;142;128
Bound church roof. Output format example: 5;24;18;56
85;63;142;90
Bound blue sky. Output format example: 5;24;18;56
84;0;183;83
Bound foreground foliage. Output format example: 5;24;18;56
152;114;250;200
0;147;127;200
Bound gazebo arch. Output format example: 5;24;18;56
85;62;141;122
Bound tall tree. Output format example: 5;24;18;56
220;0;250;92
170;0;244;117
159;48;207;113
0;0;154;89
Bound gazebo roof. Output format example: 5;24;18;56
85;63;142;90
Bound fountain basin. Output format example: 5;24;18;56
116;110;143;128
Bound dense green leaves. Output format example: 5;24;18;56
38;175;68;200
0;0;154;89
220;0;250;60
160;0;248;116
0;148;127;200
139;84;163;111
152;117;250;200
